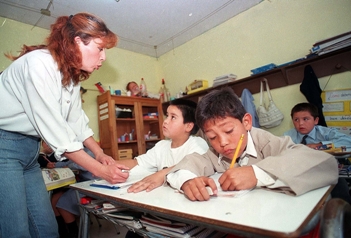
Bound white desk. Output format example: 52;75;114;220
70;173;332;237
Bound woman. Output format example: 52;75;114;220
0;13;129;237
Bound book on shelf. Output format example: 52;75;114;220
312;31;351;47
106;210;143;220
193;228;227;238
140;214;186;226
317;39;351;55
42;168;76;191
310;31;351;54
143;224;198;238
143;115;158;119
212;74;237;87
140;216;197;234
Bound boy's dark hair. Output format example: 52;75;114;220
169;98;198;135
196;87;246;130
291;103;319;119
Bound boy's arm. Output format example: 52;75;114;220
166;151;224;190
127;166;174;193
324;128;351;149
255;141;338;196
117;159;138;169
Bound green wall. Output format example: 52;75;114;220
1;0;351;140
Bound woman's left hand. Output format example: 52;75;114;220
95;153;116;165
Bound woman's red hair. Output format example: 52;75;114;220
5;13;117;87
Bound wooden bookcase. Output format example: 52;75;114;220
97;92;164;160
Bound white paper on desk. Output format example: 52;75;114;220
91;166;154;188
206;186;251;198
209;173;252;198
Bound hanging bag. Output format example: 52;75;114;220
256;78;284;128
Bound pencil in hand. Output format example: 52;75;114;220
229;134;244;169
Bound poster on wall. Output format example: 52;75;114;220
324;89;351;102
322;88;351;135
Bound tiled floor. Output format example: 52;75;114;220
88;214;129;238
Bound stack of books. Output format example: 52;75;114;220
139;214;224;238
310;31;351;55
212;74;237;87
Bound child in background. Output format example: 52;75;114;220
284;102;351;204
126;81;141;96
283;102;351;150
118;98;209;193
40;141;96;237
166;87;338;201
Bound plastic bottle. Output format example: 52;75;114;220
159;78;169;102
140;78;147;97
159;80;165;103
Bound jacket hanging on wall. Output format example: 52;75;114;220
241;88;259;128
300;65;327;127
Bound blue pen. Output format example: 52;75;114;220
90;184;120;190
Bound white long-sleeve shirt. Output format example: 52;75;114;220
0;49;93;160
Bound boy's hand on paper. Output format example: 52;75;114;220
219;166;256;191
181;176;217;201
127;171;165;193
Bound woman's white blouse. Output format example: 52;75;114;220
0;49;93;160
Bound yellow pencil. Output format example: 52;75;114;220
229;134;244;169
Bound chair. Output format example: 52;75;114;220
319;198;351;238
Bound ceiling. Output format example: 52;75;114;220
0;0;262;58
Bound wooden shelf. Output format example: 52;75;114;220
97;92;164;160
162;46;351;112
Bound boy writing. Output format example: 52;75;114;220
118;98;209;193
166;87;338;201
283;102;351;150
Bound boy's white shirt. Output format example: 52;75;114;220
135;136;209;172
167;131;288;191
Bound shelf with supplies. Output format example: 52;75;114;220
97;92;164;160
162;46;351;112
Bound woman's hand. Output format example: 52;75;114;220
95;153;116;165
97;163;131;184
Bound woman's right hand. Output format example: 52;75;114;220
98;163;130;184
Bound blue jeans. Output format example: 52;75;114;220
0;129;58;238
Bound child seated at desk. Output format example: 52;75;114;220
118;98;209;193
283;102;351;204
166;87;338;201
283;102;351;150
40;141;95;237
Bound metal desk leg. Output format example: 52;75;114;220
75;190;89;238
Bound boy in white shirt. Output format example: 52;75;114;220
118;98;209;193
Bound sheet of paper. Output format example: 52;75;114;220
90;165;154;188
209;172;252;198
